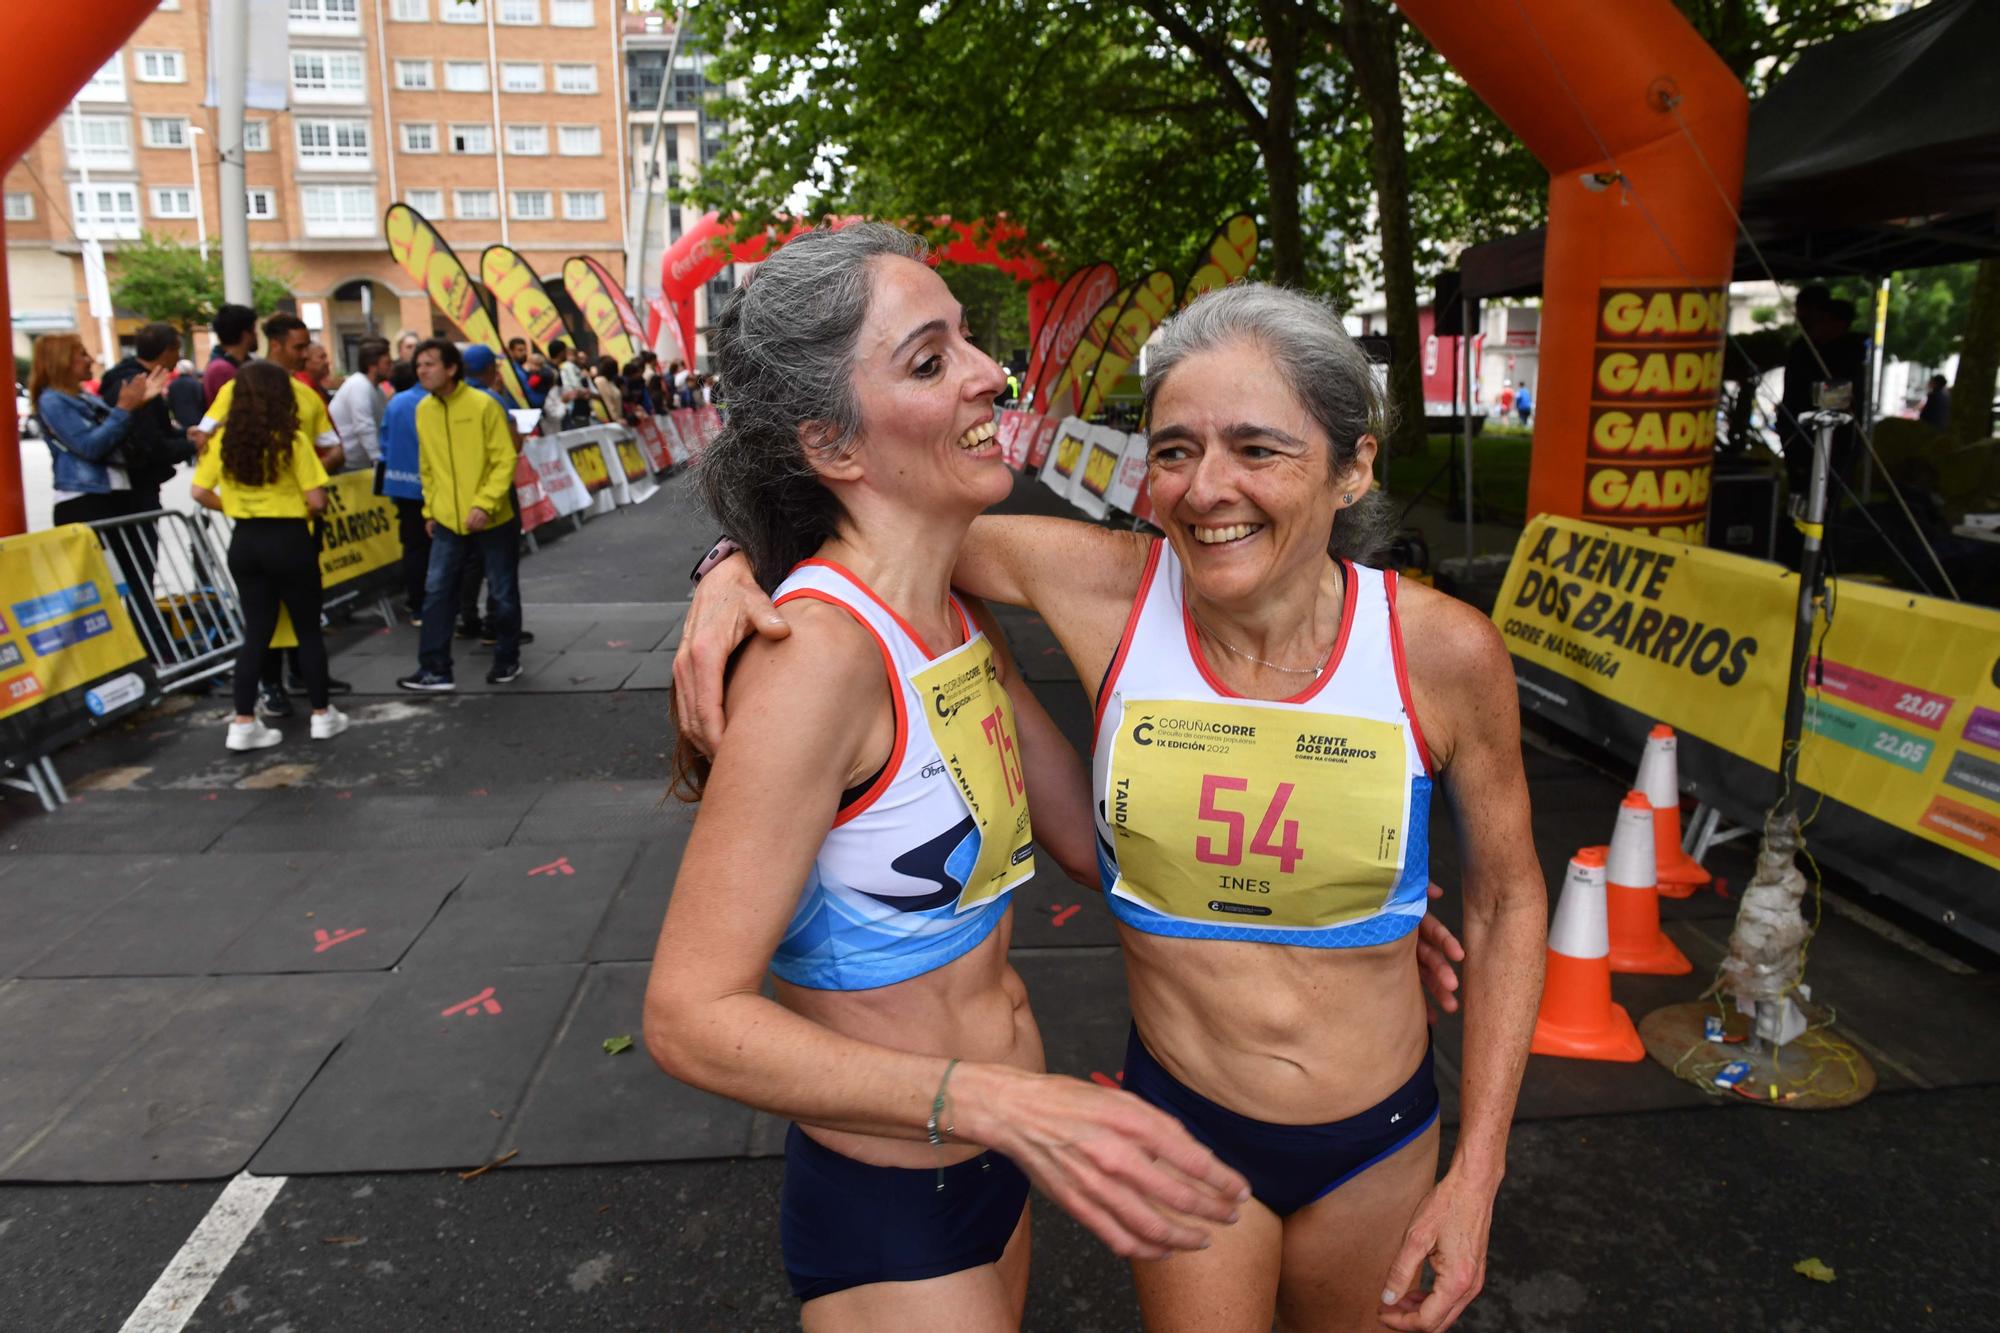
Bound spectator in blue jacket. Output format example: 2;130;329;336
30;332;169;526
379;359;430;621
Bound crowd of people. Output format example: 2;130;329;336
27;304;682;746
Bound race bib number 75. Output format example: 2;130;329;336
1106;699;1408;927
911;635;1035;913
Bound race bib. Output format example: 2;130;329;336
1106;699;1407;928
911;635;1035;913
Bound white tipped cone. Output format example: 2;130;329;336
1607;796;1657;889
1636;728;1679;808
1548;854;1609;959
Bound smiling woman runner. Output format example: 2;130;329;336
641;223;1250;1332
677;283;1545;1333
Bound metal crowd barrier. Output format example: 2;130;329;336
87;508;246;693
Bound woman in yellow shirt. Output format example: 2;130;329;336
190;360;349;750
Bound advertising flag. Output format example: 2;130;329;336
1078;268;1177;419
384;204;528;406
562;256;644;367
479;245;569;350
1030;263;1119;413
1181;212;1259;308
1047;284;1129;420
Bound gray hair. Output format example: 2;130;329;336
699;222;930;589
1141;283;1395;564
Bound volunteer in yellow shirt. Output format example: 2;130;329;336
190;360;349;750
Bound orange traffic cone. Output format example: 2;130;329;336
1604;792;1693;975
1636;724;1710;898
1531;848;1645;1062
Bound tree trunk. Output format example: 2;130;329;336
1948;256;2000;444
1259;7;1306;286
1341;1;1427;462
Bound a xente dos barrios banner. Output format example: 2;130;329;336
1586;284;1726;541
384;204;528;407
1181;212;1259;308
1496;514;2000;943
562;255;641;367
480;244;570;350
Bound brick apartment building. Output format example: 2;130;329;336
5;0;724;373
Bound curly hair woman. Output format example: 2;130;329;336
190;359;348;751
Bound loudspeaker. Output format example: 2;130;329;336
1433;271;1478;336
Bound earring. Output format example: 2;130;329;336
1342;492;1353;504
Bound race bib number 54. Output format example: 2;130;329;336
911;636;1035;913
1107;699;1408;927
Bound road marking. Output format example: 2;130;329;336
118;1172;285;1333
74;765;152;791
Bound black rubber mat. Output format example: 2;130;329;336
210;791;536;852
586;839;686;961
513;782;688;846
24;853;328;978
253;964;585;1176
504;963;755;1166
211;849;480;974
0;790;271;853
0;976;203;1175
3;972;386;1182
401;844;639;970
0;853;179;978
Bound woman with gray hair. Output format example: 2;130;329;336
643;223;1251;1330
680;280;1544;1332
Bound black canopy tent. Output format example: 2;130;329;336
1459;0;2000;300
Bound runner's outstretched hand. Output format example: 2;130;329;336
672;551;788;754
1418;883;1465;1021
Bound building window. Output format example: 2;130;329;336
561;190;603;221
440;0;482;22
448;123;492;154
292;50;366;101
5;192;34;222
549;0;591;27
498;0;538;24
71;184;141;239
395;60;434;90
296;118;372;168
405;188;444;216
243;120;270;152
135;50;186;83
557;124;600;156
61;115;132;170
553;63;597;94
391;0;428;18
454;189;497;219
499;62;543;93
444;61;489;93
246;188;278;220
302;183;378;237
509;189;551;220
288;0;360;31
399;122;437;153
78;55;126;102
149;186;197;219
142;116;190;149
505;124;547;155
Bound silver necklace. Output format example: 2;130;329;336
1188;607;1331;677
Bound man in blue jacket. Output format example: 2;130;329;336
378;359;429;621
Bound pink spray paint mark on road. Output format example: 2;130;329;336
528;856;575;877
442;988;503;1017
1050;905;1081;928
1089;1071;1125;1089
312;927;367;953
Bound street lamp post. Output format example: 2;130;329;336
186;125;207;263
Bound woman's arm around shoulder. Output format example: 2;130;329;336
955;514;1152;613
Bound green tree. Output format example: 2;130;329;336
109;234;292;342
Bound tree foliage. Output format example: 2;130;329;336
109;234;292;339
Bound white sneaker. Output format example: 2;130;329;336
227;719;283;752
310;706;350;741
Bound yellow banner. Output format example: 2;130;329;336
560;256;639;368
569;439;612;493
1082;269;1177;419
1047;286;1126;418
0;525;148;722
384;204;527;406
1494;515;2000;871
318;471;402;589
1585;283;1726;539
479;244;567;349
1180;212;1259;308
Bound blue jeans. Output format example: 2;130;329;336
418;517;521;676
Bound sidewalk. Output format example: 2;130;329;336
2;470;1995;1331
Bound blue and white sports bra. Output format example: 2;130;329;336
1091;541;1433;948
767;560;1037;991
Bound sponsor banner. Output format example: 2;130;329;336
694;405;723;448
0;525;154;761
384;204;529;406
1584;282;1725;539
1022;266;1094;412
1105;430;1150;516
1041;416;1090;499
614;435;659;498
523;433;592;518
317;471;401;591
1031;263;1120;413
634;414;674;471
996;409;1031;471
568;435;613;494
1048;283;1129;420
1495;514;2000;937
1025;415;1060;471
1068;424;1127;521
561;256;642;367
669;409;705;461
514;451;558;533
479;245;568;350
1081;270;1177;419
1180;212;1259;308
